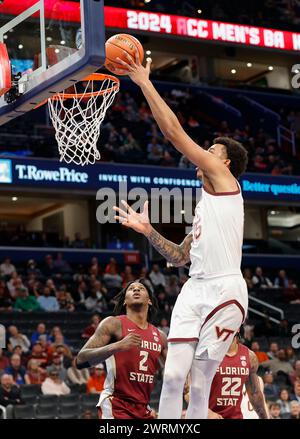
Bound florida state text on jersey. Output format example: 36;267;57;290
209;343;251;419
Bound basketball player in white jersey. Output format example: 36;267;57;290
113;52;249;419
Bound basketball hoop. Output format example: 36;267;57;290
48;73;120;166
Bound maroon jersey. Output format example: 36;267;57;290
209;343;251;419
98;315;162;418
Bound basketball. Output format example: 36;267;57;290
105;33;144;75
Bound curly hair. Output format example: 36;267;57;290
213;137;248;178
113;278;158;322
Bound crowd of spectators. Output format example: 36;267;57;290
243;266;300;304
106;0;300;32
0;254;299;418
1;87;298;177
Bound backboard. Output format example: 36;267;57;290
0;0;105;125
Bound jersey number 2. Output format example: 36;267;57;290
139;351;149;371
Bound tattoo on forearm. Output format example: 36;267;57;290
148;228;191;266
246;374;268;419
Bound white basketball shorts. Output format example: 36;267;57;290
167;274;248;362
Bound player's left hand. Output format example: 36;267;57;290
115;50;152;86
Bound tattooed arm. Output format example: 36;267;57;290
76;316;142;369
114;200;193;267
245;350;269;419
147;227;192;267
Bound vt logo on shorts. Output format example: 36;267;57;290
215;326;234;341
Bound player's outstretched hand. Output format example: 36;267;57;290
113;200;151;236
115;50;151;86
117;333;142;351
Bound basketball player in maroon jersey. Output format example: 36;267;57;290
76;279;167;419
208;334;269;419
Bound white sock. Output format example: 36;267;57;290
158;342;196;419
185;356;220;419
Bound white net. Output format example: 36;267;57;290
48;75;119;166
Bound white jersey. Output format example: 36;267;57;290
241;377;266;419
189;183;244;279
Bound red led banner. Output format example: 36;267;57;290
0;1;300;52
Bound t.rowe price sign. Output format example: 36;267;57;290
1;2;300;52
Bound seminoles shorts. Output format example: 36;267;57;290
98;395;154;419
167;274;248;361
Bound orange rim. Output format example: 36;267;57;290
49;73;120;100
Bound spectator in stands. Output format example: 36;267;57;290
45;279;57;295
286;346;297;366
8;325;31;354
26;259;41;277
0;285;12;311
291;381;300;403
84;285;107;313
81;314;101;339
74;280;88;306
276;388;291;416
0;374;23;417
251;341;269;363
30;323;51;345
289;401;300;419
7;274;24;299
0;257;16;277
274;270;290;288
0;348;9;372
121;265;135;287
37;286;59;311
67;358;90;385
54;344;73;369
53;253;72;275
41;370;70;396
43;254;55;277
29;342;48;367
46;353;68;382
165;275;180;298
263;371;279;401
158;317;170;336
26;359;47;385
104;257;118;274
267;342;279;360
56;289;75;312
72;232;86;248
149;264;166;289
269;402;281;419
102;266;122;296
252;267;273;289
86;364;106;394
262;349;294;375
14;287;41;312
157;290;171;314
4;354;28;385
12;346;28;367
243;268;254;290
290;360;300;385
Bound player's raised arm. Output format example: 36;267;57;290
245;351;269;419
76;316;141;369
113;200;192;267
115;52;231;179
